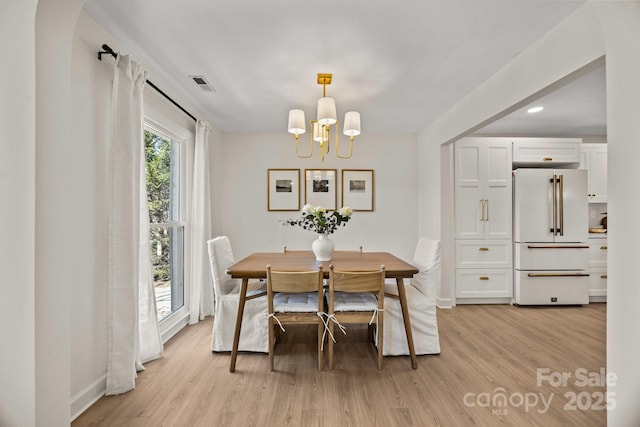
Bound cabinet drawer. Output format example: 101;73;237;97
456;240;512;268
514;270;589;305
515;243;589;271
589;267;607;297
455;269;512;298
589;239;607;268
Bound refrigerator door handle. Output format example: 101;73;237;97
558;174;564;236
551;175;557;235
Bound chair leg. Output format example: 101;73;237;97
377;313;384;370
269;317;275;371
317;321;323;371
328;321;334;370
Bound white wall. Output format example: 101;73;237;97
591;2;640;425
1;2;38;425
211;133;419;263
67;10;114;417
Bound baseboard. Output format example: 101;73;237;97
589;296;607;303
455;297;512;305
70;374;106;422
436;297;453;308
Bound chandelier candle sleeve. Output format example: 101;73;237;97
317;97;337;125
287;109;306;138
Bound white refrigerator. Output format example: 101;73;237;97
513;168;590;305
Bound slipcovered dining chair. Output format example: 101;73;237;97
266;265;325;371
378;237;441;355
208;236;268;353
327;264;386;370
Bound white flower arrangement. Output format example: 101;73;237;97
284;204;353;235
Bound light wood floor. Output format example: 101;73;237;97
73;303;606;426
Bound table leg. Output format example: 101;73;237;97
229;277;249;372
396;277;417;369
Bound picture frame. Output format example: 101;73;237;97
267;169;300;211
304;169;337;210
342;169;374;211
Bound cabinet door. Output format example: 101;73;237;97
588;147;607;203
455;140;512;239
455;143;483;239
484;144;512;239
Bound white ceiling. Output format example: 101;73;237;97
475;64;606;136
84;0;598;135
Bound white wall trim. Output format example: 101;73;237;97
436;297;453;309
70;374;106;422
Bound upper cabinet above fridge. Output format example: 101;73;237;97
512;138;582;168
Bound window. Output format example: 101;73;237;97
145;127;185;322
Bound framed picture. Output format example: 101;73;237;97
342;169;374;211
304;169;337;210
267;169;300;211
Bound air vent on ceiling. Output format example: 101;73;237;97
188;75;215;92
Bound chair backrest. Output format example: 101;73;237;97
410;237;441;298
267;266;324;294
328;265;385;310
207;236;240;297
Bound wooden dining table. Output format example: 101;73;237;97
225;250;419;372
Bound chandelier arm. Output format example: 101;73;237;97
335;133;354;159
295;134;313;158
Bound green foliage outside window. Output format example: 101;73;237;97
145;130;172;280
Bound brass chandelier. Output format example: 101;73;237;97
287;73;361;162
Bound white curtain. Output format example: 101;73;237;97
189;120;214;324
106;54;163;396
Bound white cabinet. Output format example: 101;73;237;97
580;144;607;203
454;138;513;303
454;139;512;240
588;236;607;300
512;138;582;166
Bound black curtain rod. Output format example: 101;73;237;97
98;44;197;123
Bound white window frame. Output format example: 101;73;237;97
144;117;193;343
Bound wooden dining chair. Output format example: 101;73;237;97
327;264;386;370
266;265;325;371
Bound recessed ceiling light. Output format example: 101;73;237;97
527;106;544;114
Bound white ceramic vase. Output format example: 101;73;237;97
312;233;334;261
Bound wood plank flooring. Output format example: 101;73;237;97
72;303;606;426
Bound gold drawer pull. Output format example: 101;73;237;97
600;246;607;250
543;157;553;161
479;276;490;281
601;274;608;279
478;247;489;251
